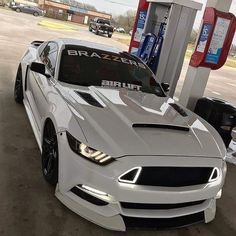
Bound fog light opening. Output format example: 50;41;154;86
80;185;108;196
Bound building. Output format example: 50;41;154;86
11;0;38;7
38;0;111;24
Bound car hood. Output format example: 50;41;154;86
58;83;225;159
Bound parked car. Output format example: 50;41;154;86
14;38;227;231
89;17;114;38
116;27;126;33
11;4;43;16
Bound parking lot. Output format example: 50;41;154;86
0;8;236;236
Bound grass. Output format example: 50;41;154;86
225;57;236;68
38;19;77;31
113;36;131;46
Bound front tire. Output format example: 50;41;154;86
15;8;21;13
89;25;92;32
14;65;23;104
95;28;99;35
42;121;58;186
33;12;39;17
108;33;112;38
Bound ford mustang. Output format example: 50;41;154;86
14;38;227;231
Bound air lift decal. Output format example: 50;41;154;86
101;80;142;91
67;50;146;69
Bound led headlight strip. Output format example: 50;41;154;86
118;167;142;184
66;132;114;165
208;167;220;182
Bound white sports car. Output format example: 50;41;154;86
14;38;227;231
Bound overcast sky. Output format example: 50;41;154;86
80;0;236;43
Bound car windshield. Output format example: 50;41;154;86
97;19;110;25
59;47;166;97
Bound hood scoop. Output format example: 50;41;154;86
132;123;190;132
75;91;104;108
169;103;188;117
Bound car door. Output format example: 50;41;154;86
22;5;30;13
26;42;58;132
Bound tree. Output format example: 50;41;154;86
113;10;136;32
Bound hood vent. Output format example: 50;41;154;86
169;103;188;117
133;123;189;132
75;91;104;108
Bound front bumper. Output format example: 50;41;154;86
98;29;112;34
56;132;226;231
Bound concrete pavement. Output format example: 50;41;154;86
0;8;236;236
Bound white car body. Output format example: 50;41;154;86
17;38;227;231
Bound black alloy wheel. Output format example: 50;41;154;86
42;121;58;186
14;65;23;104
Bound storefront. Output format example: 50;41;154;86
38;0;111;23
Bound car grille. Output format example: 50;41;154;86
120;200;206;210
135;167;213;187
122;211;204;229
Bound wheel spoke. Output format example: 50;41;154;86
46;155;53;173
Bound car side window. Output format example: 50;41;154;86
40;42;58;75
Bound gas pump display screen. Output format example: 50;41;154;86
205;17;230;64
59;47;166;97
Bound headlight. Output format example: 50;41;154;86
66;132;114;165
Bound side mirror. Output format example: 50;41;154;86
161;83;170;92
30;62;50;78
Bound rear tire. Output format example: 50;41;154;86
108;33;112;38
14;65;23;104
42;121;58;186
95;29;99;35
89;26;92;32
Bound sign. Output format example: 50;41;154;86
129;0;150;54
205;17;230;64
190;7;236;70
196;24;212;53
134;11;147;42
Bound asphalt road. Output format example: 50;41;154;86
0;8;236;236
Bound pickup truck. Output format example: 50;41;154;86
89;17;114;38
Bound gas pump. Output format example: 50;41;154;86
147;10;169;72
129;0;202;97
136;33;157;63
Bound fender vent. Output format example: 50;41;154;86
75;91;103;108
132;124;189;132
31;40;44;47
